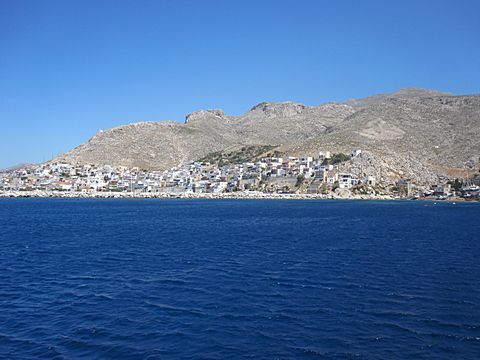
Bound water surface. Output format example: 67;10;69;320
0;199;479;359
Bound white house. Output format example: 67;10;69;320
365;176;376;186
339;173;359;189
318;151;331;161
351;149;362;157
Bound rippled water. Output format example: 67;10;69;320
0;199;479;359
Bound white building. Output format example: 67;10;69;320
365;176;376;186
351;149;362;157
339;173;359;189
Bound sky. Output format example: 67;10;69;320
1;0;479;168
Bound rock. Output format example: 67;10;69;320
335;188;352;198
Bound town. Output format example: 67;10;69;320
1;149;479;200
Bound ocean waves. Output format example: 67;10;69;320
0;199;479;359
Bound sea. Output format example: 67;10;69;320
0;198;479;359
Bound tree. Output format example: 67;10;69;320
296;174;305;187
447;178;462;190
320;182;329;194
329;153;351;165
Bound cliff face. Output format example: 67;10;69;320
54;89;480;182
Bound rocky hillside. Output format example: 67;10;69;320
54;88;480;183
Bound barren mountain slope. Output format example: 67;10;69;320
55;102;355;169
343;88;453;109
235;102;355;145
282;94;480;183
55;118;238;170
54;89;480;182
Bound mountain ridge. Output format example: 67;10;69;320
53;88;480;184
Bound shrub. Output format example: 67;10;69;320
329;153;351;165
296;174;305;187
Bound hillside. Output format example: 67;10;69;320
53;88;480;184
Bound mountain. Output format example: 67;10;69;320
53;88;480;184
343;88;452;108
53;102;356;169
0;163;36;173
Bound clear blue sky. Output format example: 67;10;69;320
1;0;479;168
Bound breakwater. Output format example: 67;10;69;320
0;190;396;200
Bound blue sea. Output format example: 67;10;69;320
0;199;479;359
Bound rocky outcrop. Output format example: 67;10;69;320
185;109;226;124
249;102;306;118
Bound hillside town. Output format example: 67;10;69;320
1;149;479;200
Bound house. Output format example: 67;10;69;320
299;157;313;167
315;168;327;182
338;173;358;189
365;176;376;186
351;149;362;157
397;179;411;197
326;171;338;184
318;151;331;161
432;184;451;196
52;181;73;191
193;180;209;193
211;181;228;193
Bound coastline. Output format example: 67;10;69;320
0;190;470;201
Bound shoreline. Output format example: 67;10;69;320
0;190;472;202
